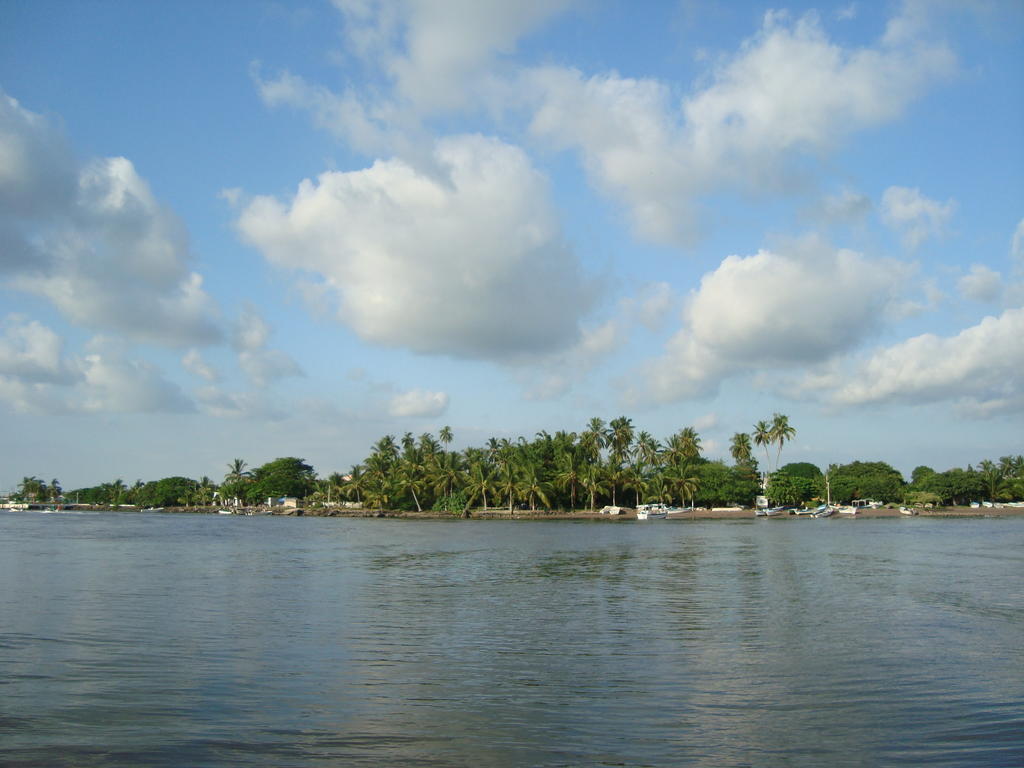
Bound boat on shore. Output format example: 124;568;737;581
811;504;835;518
755;507;784;517
636;504;668;520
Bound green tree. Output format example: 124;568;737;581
250;457;316;500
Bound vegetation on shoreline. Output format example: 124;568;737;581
12;415;1024;512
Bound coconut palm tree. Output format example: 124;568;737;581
463;461;493;513
730;432;753;466
623;463;646;507
518;462;551;511
439;425;453;451
635;431;661;468
225;458;250;483
605;459;628;507
554;449;582;511
608;416;635;464
666;465;699;509
753;420;773;474
342;465;368;506
580;463;608;511
770;413;796;471
396;463;426;512
495;465;518;513
580;417;607;463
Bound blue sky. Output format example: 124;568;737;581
1;0;1022;490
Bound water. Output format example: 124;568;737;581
2;513;1022;767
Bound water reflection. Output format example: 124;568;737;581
1;514;1022;766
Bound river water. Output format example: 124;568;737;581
2;512;1022;767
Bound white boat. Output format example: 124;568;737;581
837;505;857;515
600;505;624;515
755;507;784;517
811;504;835;518
217;509;233;515
636;504;668;520
899;506;918;516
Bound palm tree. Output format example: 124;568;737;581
396;463;426;512
580;463;608;511
580;417;607;462
978;459;1006;502
770;413;796;471
342;465;368;506
635;431;661;468
609;416;635;464
665;428;701;465
605;459;628;507
372;435;399;466
730;432;753;466
463;461;493;513
753;420;773;475
431;451;464;501
495;465;518;513
623;463;646;507
518;462;551;511
196;476;217;506
225;458;250;483
666;466;699;509
439;425;453;451
646;475;669;505
554;450;582;511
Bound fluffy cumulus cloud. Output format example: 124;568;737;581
881;186;956;249
525;9;954;245
387;388;449;418
0;90;221;346
237;134;586;359
819;307;1024;416
644;236;908;401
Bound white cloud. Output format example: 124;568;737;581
957;264;1002;302
237;134;587;359
256;0;571;153
881;185;956;249
388;388;449;418
813;187;873;225
643;235;910;401
0;315;79;384
1012;217;1024;266
0;92;222;346
78;338;196;414
232;306;302;387
526;10;955;245
182;348;219;382
0;334;195;415
196;386;287;420
820;307;1024;415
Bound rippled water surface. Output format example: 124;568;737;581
2;513;1023;766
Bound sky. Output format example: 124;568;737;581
1;0;1022;491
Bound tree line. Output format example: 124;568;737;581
12;415;1023;511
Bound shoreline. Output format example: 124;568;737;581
68;504;1024;520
